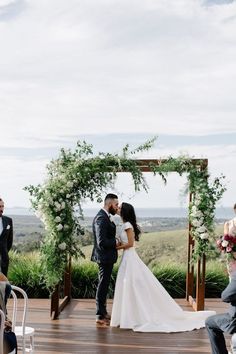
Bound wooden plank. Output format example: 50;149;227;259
130;159;208;172
7;298;232;354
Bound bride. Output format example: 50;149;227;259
110;202;215;332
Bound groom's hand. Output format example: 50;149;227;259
116;239;121;247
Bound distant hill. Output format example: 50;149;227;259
81;224;224;266
6;213;224;263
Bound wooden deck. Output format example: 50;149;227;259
9;298;232;354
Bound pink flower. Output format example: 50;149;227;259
216;234;236;255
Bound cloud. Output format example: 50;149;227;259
1;0;236;143
0;0;25;21
1;1;236;208
1;132;234;208
204;0;234;6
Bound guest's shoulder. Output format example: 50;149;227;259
3;215;12;223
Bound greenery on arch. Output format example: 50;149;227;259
25;138;226;290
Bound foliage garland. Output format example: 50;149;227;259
25;139;226;290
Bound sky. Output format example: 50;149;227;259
1;0;236;212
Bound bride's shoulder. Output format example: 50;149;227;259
123;221;133;230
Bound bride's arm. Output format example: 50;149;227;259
224;220;230;235
116;228;134;250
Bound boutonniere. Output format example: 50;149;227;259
6;225;11;230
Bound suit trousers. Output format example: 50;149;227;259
96;263;113;318
205;313;233;354
1;264;8;277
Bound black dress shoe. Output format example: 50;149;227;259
104;313;111;320
96;318;110;326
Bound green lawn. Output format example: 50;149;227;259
81;224;224;266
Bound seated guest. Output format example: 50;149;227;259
205;268;236;354
0;272;17;354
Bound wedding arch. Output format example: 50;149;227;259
25;138;226;319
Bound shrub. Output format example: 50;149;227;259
8;251;49;298
8;252;229;299
151;264;186;298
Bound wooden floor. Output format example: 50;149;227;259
9;298;232;354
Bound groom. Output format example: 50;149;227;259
91;193;119;325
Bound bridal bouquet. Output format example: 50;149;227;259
216;234;236;256
217;234;236;279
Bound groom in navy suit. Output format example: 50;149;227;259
0;198;13;276
91;193;119;325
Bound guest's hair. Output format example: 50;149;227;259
234;203;236;210
104;193;118;203
120;202;141;241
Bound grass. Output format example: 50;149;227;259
82;224;224;265
7;224;227;298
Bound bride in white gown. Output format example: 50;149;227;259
110;202;216;332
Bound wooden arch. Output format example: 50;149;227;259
50;158;207;319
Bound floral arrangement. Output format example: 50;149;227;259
216;234;236;257
150;156;226;260
24;139;156;290
188;170;226;260
24;139;226;290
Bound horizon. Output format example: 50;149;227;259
5;205;235;219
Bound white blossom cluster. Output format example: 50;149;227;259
190;194;210;241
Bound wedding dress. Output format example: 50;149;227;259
110;222;216;332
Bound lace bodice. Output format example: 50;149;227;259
120;222;133;243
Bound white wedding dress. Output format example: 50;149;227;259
110;222;216;332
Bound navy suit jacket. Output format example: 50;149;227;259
0;216;13;268
91;209;117;264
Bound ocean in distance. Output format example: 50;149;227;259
83;207;234;219
6;206;235;220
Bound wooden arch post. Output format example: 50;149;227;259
50;157;207;318
186;159;208;311
51;256;72;319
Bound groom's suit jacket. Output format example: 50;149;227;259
91;209;117;264
0;216;13;272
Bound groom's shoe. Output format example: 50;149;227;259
104;313;111;320
96;319;108;326
96;315;110;326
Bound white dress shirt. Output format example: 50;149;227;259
0;217;3;235
102;208;110;219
